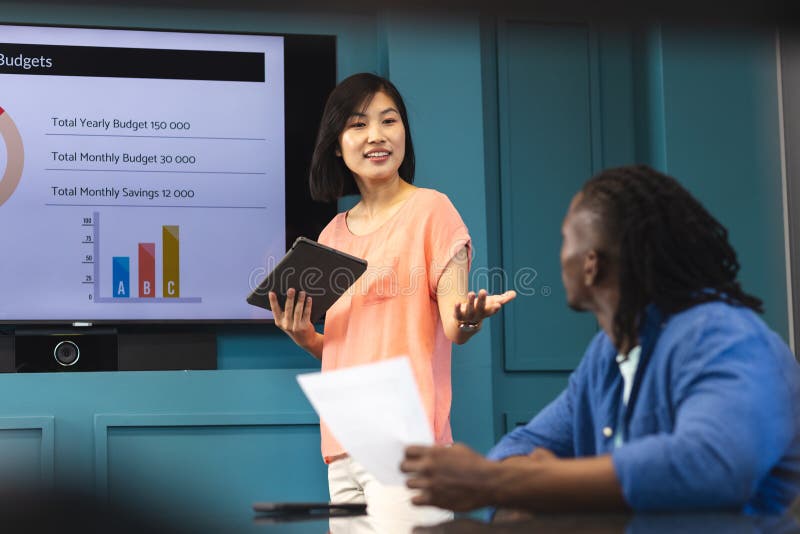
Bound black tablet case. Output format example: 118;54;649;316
247;237;367;323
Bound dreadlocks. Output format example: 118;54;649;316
576;164;763;348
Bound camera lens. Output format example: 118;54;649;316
53;340;80;367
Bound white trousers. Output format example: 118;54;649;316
328;456;453;534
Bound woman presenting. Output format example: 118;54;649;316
268;73;515;528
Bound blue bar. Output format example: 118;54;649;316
112;256;130;298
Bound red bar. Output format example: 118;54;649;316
138;243;156;298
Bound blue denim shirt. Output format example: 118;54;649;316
488;302;800;514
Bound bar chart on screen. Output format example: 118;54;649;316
82;212;202;304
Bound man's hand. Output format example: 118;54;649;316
401;444;498;512
492;448;556;522
403;444;626;515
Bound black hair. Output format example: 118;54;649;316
308;72;415;202
577;164;763;348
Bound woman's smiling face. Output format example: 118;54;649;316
337;90;406;185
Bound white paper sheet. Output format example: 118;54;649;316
297;356;433;486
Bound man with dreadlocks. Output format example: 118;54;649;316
400;165;800;515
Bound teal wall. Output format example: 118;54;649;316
656;27;787;337
0;2;790;529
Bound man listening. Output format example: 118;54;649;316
401;165;800;515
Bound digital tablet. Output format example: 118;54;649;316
246;237;367;323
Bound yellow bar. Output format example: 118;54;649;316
162;225;180;298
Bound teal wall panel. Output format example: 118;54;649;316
633;27;669;169
97;413;324;532
497;20;602;372
2;370;324;529
499;371;572;432
0;416;54;487
597;29;638;168
657;27;788;338
481;17;510;440
217;327;320;370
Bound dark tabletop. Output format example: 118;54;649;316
253;509;800;534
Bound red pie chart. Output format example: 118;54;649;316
0;106;24;207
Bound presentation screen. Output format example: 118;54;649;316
0;24;334;323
